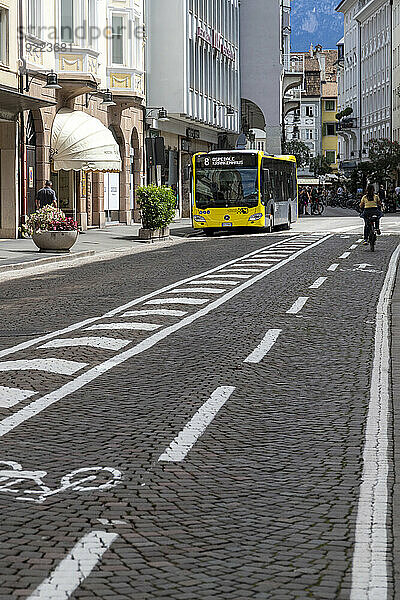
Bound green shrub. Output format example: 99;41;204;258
137;185;176;230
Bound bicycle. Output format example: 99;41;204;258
364;213;380;252
311;200;325;215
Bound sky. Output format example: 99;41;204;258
290;0;344;52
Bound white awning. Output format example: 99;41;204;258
51;108;122;172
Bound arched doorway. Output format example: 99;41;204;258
26;112;37;215
104;125;123;223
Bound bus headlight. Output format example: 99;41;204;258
248;213;263;222
194;215;206;223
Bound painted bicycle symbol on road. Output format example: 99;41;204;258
0;461;122;504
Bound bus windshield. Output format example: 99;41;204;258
195;168;259;208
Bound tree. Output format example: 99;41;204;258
282;140;310;170
309;154;333;177
366;138;400;184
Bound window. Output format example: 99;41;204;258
305;105;314;117
325;151;336;164
0;7;9;65
305;129;313;140
112;15;124;65
61;0;74;43
28;0;41;37
325;100;336;111
325;123;337;136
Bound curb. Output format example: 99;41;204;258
0;250;96;274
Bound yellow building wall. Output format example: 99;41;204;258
322;98;339;172
0;0;19;89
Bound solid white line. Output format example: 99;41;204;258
27;531;118;600
309;277;328;289
339;252;351;259
166;288;226;294
190;280;239;286
158;386;236;462
286;297;309;314
328;263;339;272
0;359;87;375
244;329;282;364
40;337;131;351
86;322;161;331
0;235;331;438
145;298;210;305
0;237;313;361
122;309;188;317
350;243;400;600
0;386;36;409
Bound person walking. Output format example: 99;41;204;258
36;181;58;210
378;185;386;212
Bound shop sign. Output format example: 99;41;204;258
28;167;34;188
186;128;200;140
181;139;191;152
196;26;235;62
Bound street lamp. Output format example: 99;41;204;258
101;90;116;107
22;67;62;92
43;71;62;90
146;107;169;122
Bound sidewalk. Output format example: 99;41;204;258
0;219;194;274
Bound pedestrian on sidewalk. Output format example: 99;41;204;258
36;181;58;210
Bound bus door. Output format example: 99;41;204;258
262;167;273;225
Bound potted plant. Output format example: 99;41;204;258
20;206;79;253
136;185;176;241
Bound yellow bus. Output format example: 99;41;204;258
192;151;298;235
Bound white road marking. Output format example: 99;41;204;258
166;288;226;294
0;386;36;409
86;322;161;331
158;386;236;462
219;268;263;273
0;359;87;376
205;274;252;279
350;243;400;599
190;280;239;286
339;252;351;259
145;298;210;305
357;238;364;242
122;309;188;317
40;337;130;351
242;258;281;263
309;277;328;289
244;329;282;364
286;297;309;314
27;531;118;600
0;235;331;438
349;244;358;250
328;263;339;272
0;237;313;361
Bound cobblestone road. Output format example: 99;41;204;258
0;230;398;599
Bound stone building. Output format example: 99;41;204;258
11;0;145;238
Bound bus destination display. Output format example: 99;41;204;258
195;154;258;169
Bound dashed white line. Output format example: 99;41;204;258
286;297;309;315
244;329;282;364
122;309;188;317
86;322;161;332
350;243;400;599
145;297;210;305
339;252;351;259
0;359;87;375
328;263;339;272
0;235;331;438
27;531;118;600
158;386;236;462
0;386;36;409
40;337;131;351
166;288;226;294
309;277;328;289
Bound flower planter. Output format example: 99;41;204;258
138;227;170;241
32;230;79;253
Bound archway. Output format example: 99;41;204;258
25;112;37;215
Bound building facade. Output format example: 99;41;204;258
321;50;339;172
0;0;145;238
239;0;283;154
337;0;392;171
393;0;400;141
146;0;240;217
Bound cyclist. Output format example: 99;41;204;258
360;184;383;244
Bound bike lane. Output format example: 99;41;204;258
0;233;397;599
